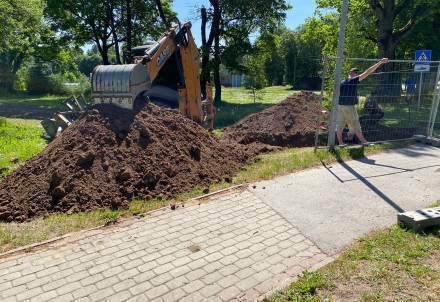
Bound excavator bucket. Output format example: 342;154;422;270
91;64;151;110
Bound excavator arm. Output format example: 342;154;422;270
91;22;214;130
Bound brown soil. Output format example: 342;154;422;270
0;91;320;222
220;91;320;147
0;102;251;222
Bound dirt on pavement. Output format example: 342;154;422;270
0;91;320;222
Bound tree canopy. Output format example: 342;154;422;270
0;0;47;90
45;0;174;64
305;0;440;60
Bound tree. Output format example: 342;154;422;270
265;54;285;86
397;6;440;60
279;30;298;87
308;0;439;60
199;0;291;101
45;0;174;65
369;0;429;59
0;0;46;90
76;53;103;77
243;42;268;102
255;29;285;86
277;27;323;89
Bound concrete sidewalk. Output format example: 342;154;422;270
1;144;439;301
250;144;440;255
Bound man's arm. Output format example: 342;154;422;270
359;58;389;81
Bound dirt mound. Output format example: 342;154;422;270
0;102;251;222
220;91;320;147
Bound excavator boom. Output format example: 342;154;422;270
90;22;213;130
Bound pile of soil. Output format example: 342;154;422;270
0;102;251;222
220;91;320;147
0;91;320;222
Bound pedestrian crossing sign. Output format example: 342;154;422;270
414;50;432;72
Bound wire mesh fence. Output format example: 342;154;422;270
315;58;440;148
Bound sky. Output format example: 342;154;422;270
171;0;317;45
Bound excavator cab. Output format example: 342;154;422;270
90;22;214;130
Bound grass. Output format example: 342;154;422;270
0;118;48;177
0;92;67;110
264;201;440;301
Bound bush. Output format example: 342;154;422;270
26;64;90;96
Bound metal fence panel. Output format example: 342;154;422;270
315;58;440;148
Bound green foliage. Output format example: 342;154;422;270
26;62;53;95
277;27;323;89
305;0;440;60
44;0;174;64
26;61;90;96
263;271;328;302
397;3;440;60
265;54;285;86
102;210;119;225
292;271;328;296
0;0;52;92
0;0;45;53
76;53;102;76
243;49;268;93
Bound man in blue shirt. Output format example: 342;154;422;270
336;58;389;146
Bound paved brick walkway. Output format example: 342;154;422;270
0;188;330;302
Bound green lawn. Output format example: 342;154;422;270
0;118;48;177
0;92;67;110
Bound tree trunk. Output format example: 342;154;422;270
100;45;110;65
0;52;24;91
210;0;222;102
200;7;209;98
126;0;132;58
213;33;221;102
113;37;122;64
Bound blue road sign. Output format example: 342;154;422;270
414;50;432;72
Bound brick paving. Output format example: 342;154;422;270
0;188;331;302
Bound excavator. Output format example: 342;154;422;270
91;20;214;130
42;19;214;138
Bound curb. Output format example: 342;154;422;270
0;184;246;258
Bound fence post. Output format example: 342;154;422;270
293;55;297;89
427;63;440;137
327;0;349;147
315;55;328;152
417;72;423;108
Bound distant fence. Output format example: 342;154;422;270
315;57;440;149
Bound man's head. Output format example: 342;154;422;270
349;68;360;77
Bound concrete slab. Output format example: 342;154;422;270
249;144;440;255
398;207;440;231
